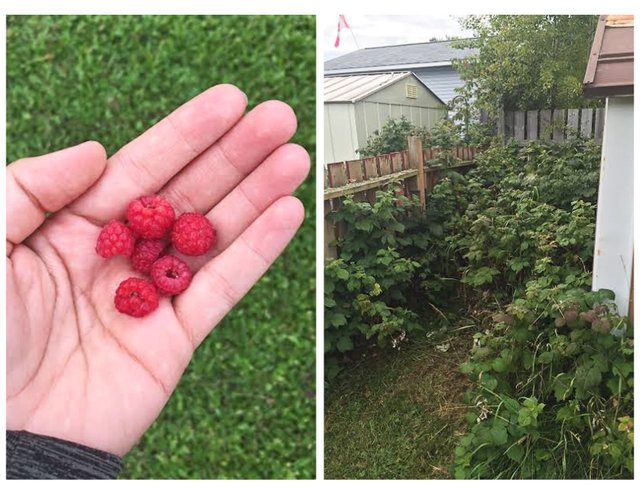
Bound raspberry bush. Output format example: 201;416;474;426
325;136;633;478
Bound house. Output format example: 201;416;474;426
324;72;447;163
324;39;477;104
583;15;634;318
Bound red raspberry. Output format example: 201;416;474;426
150;255;193;296
171;212;216;256
114;278;159;317
126;195;176;239
96;220;135;258
131;239;166;274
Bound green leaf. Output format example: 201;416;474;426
552;374;573;401
336;336;353;352
596;288;615;301
329;313;347;328
518;408;533;427
355;218;374;232
490;424;508;445
502;397;520;414
575;361;602;397
480;373;498;391
534;449;551;461
506;443;524;462
336;268;350;280
491;357;508;373
538;351;554;364
459;362;474;374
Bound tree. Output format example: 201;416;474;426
454;15;600;113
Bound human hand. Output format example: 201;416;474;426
6;84;310;456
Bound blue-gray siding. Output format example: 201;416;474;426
412;66;465;104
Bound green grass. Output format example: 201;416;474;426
324;328;473;479
7;15;316;479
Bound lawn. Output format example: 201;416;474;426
6;15;316;479
324;324;474;479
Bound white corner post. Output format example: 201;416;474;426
591;96;634;316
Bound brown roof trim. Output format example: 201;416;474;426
584;84;634;97
584;15;607;86
583;15;634;97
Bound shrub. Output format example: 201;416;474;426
324;188;447;378
453;287;633;479
357;116;430;157
446;138;600;300
356;116;464;162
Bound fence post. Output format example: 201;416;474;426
408;136;425;208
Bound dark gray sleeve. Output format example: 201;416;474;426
6;430;122;479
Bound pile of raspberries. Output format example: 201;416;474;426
95;195;216;317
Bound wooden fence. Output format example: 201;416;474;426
324;138;478;258
500;108;605;143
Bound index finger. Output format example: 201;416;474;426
70;84;247;222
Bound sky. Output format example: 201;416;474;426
324;15;474;61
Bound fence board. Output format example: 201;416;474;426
526;110;538;140
363;157;378;179
514;111;526;140
567;109;580;138
552;109;566;141
504;110;515;138
391;152;404;172
346;159;364;183
539;110;552;140
327;161;348;187
424;147;440;163
378;155;392;176
580;108;593;138
594;108;605;144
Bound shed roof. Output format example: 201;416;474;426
325;39;477;75
324;72;445;105
583;15;634;97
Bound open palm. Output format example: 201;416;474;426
6;85;310;456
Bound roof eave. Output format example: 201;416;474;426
583;84;634;97
324;72;447;107
325;60;453;75
325;72;413;103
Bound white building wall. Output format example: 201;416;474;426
324;103;360;163
592;96;634;316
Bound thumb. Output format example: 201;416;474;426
6;141;107;254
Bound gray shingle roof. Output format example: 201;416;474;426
325;39;477;72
